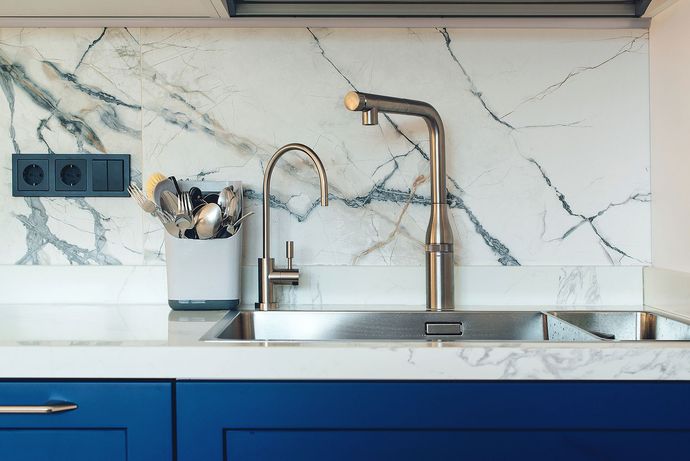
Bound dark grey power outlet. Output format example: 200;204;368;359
16;157;50;192
55;158;87;192
12;154;131;197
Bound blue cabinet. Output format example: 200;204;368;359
177;381;690;460
5;380;690;460
0;381;172;461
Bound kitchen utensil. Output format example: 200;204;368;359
194;203;223;240
153;178;178;208
188;187;204;208
218;186;235;214
129;184;155;214
227;195;239;223
160;190;178;216
169;176;182;195
228;211;254;235
175;192;194;232
128;184;176;225
203;193;220;205
145;172;167;200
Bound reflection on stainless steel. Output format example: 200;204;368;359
257;143;329;311
344;91;454;312
202;311;601;342
549;311;690;341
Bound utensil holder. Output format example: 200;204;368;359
164;180;243;310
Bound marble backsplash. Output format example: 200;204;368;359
0;27;650;268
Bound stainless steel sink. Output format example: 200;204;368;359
202;310;601;342
548;311;690;341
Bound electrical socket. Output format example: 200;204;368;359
14;156;50;192
12;154;130;197
55;158;87;192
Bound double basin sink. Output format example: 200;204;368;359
203;309;690;343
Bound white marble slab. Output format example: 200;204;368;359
644;267;690;318
0;28;144;265
0;264;642;306
140;27;651;267
0;27;650;271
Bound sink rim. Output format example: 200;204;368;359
200;309;604;343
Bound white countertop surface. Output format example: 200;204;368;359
1;304;690;380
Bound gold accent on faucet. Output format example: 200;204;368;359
345;91;454;311
256;143;329;311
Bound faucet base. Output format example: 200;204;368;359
426;248;454;311
256;302;279;311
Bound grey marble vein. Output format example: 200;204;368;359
14;197;121;265
0;68;20;155
42;61;141;111
0;53;106;152
527;157;648;263
97;105;141;137
306;27;519;265
557;267;601;305
0;36;133;265
437;28;514;130
140;56;261;156
501;33;649;120
0;27;650;269
36;116;55;154
75;28;107;71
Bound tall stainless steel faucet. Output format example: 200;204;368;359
256;143;329;311
344;91;454;311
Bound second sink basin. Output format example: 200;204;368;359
202;310;601;342
548;311;690;341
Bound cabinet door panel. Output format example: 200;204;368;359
178;381;690;460
225;429;690;461
0;381;172;461
0;430;126;461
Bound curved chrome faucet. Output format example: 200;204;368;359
344;91;454;311
257;143;329;310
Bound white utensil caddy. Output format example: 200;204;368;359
164;180;243;310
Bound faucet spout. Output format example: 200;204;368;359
257;143;329;310
345;91;454;311
262;143;329;260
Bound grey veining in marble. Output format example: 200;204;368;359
0;28;143;264
0;27;650;271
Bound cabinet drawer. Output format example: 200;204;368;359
0;381;172;461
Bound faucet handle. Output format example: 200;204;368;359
286;241;294;270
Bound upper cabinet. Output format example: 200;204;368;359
226;0;651;17
0;0;227;18
0;0;678;22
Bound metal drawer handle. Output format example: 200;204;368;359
0;402;78;414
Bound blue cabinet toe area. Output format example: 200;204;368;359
178;381;690;461
0;381;172;461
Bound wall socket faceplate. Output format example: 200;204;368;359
12;154;130;197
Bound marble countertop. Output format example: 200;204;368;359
1;304;689;380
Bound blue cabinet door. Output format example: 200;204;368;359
0;381;173;461
177;381;690;461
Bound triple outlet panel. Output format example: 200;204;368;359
11;154;131;197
